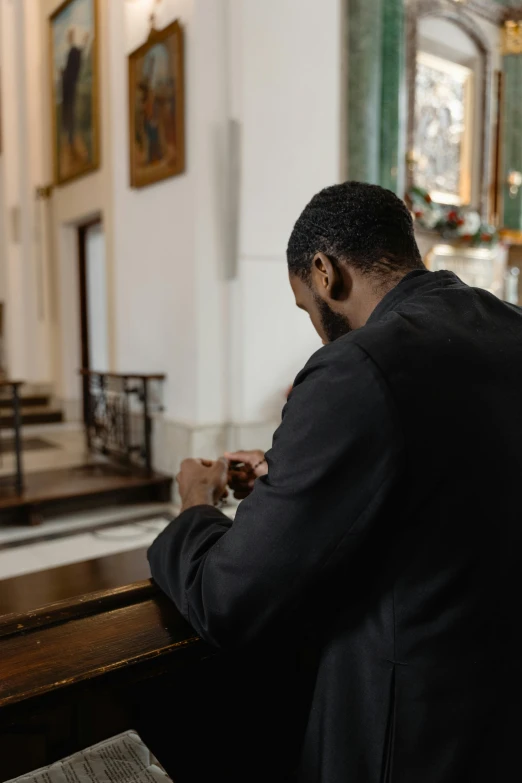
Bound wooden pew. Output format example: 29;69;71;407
0;581;211;781
0;579;306;783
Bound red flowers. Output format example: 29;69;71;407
447;210;465;228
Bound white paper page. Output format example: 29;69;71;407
6;731;173;783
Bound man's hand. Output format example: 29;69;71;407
178;458;228;512
224;450;268;500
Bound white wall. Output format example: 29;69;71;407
110;0;231;425
112;0;343;443
109;0;197;423
95;0;343;434
40;0;114;408
0;10;5;369
0;160;5;307
3;0;342;462
0;0;33;381
233;0;342;425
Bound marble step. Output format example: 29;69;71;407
0;406;64;427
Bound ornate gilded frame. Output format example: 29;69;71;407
405;0;493;220
128;19;186;189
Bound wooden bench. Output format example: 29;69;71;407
0;581;211;781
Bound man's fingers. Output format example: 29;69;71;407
191;457;227;471
224;451;254;463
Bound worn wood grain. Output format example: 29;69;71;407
0;586;204;709
0;578;155;636
0;547;153;616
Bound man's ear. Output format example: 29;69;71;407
311;252;347;301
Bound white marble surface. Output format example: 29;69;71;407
0;516;171;580
0;502;238;580
0;502;176;547
0;500;238;581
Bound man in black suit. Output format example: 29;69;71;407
149;182;521;782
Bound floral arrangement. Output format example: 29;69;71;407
406;186;499;248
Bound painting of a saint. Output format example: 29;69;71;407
50;0;99;185
129;21;185;188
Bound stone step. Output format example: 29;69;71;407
0;407;64;427
0;394;51;410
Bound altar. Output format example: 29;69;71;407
401;1;522;303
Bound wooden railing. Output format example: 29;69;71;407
80;371;165;476
0;380;24;495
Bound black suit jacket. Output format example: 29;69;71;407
149;270;522;782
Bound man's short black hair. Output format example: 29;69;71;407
287;182;424;282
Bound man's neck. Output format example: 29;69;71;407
349;270;411;330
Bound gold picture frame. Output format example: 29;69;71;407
49;0;100;186
128;20;186;189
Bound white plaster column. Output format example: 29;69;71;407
228;0;342;450
0;0;53;383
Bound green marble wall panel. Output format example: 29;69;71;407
347;0;383;183
379;0;405;194
502;55;522;230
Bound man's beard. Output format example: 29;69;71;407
315;296;352;343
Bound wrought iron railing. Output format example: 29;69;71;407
0;380;24;495
81;372;165;476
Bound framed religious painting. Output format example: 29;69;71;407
128;20;185;189
406;1;493;220
414;51;474;207
49;0;100;186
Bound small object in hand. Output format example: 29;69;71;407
227;460;256;500
228;460;248;480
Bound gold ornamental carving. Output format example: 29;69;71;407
503;21;522;56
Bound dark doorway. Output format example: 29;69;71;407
78;218;108;424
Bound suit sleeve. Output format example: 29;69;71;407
148;343;403;648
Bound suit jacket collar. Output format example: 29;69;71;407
367;270;461;325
